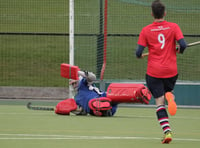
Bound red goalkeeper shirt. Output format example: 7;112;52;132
138;21;184;78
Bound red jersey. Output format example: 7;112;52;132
138;21;184;78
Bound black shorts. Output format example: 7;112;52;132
145;74;178;98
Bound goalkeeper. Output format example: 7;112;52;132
69;71;118;116
56;68;151;116
28;64;151;116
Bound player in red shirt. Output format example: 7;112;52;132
136;0;187;144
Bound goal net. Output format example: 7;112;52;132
73;0;200;83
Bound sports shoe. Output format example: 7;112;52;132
162;131;172;144
165;92;177;116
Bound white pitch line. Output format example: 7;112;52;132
0;134;200;142
0;112;200;120
120;115;200;120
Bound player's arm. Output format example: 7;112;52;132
69;71;87;88
78;71;96;84
176;38;187;54
136;28;146;58
136;44;145;58
175;24;187;54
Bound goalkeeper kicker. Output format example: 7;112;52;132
27;64;152;117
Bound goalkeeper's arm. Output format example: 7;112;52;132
78;71;96;84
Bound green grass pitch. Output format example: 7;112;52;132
0;103;200;148
0;1;199;147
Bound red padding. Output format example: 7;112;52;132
60;63;80;80
88;97;112;111
106;83;151;104
55;98;77;115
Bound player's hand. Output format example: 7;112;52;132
141;52;149;58
176;45;180;53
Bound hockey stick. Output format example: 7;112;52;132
187;40;200;47
142;40;200;57
26;102;82;115
27;102;54;111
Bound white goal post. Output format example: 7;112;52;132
69;0;74;98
